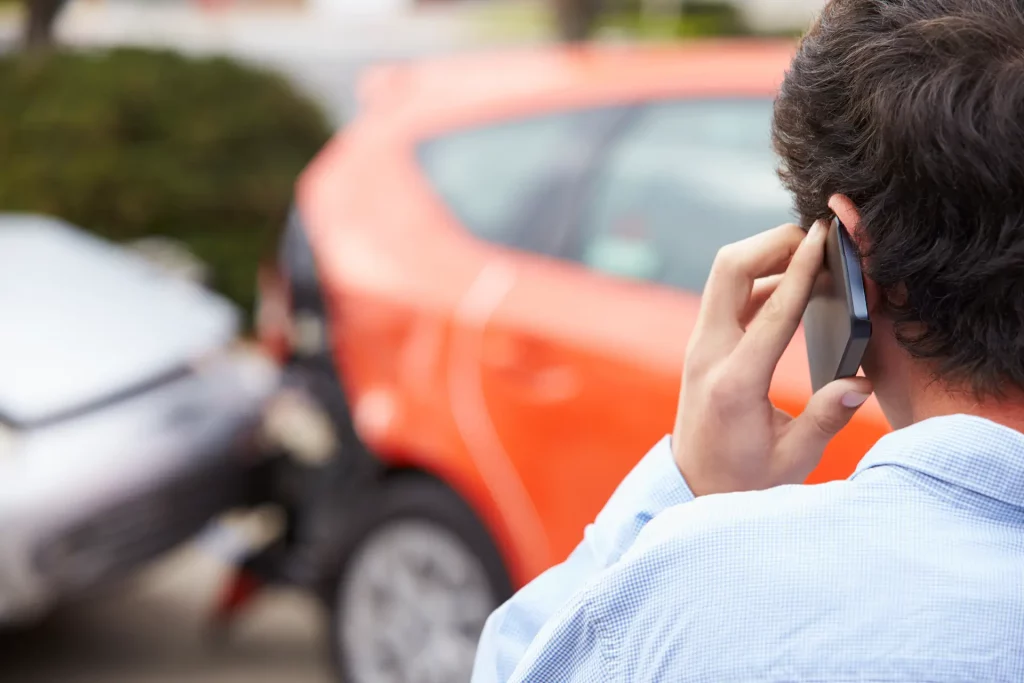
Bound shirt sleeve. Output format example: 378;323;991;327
471;435;694;683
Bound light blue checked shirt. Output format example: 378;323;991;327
472;415;1024;682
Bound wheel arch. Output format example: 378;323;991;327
371;448;540;589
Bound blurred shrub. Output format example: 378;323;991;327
0;47;332;317
476;0;797;43
600;3;749;38
597;1;760;38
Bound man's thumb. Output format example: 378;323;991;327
786;377;874;455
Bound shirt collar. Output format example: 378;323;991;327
854;414;1024;509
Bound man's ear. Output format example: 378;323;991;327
828;194;861;239
828;194;883;313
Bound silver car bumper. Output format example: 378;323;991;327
0;348;280;623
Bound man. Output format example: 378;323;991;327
471;1;1024;681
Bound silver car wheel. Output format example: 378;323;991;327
338;519;497;683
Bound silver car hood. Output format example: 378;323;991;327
0;215;239;426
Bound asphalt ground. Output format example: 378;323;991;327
0;545;335;683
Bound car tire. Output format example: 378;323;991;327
326;474;513;683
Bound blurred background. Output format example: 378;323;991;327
0;0;831;682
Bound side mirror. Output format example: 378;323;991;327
126;236;210;286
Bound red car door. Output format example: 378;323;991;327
467;253;691;572
455;97;795;576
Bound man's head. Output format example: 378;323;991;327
773;0;1024;426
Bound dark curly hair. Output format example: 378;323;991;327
773;0;1024;397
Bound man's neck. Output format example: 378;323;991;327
913;385;1024;435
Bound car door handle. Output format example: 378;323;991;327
525;364;580;404
482;336;580;404
481;333;526;372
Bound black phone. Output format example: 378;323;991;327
802;217;872;393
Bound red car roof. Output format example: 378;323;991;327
357;41;797;119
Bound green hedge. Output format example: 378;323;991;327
600;1;750;38
0;47;333;317
472;1;804;43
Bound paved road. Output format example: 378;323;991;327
1;546;334;683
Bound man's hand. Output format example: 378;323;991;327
673;220;873;497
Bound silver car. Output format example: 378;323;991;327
0;214;280;623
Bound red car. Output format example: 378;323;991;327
252;42;891;683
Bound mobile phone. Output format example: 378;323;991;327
802;217;871;393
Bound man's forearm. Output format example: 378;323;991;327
471;436;694;683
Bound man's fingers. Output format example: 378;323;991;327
741;274;784;327
780;377;873;476
699;223;807;337
735;219;829;385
